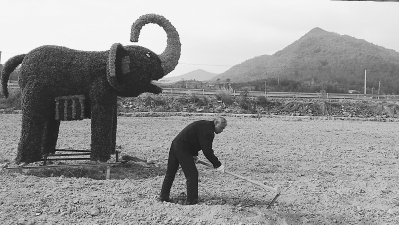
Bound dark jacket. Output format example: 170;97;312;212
172;120;222;168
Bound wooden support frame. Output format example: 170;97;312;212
4;150;121;180
41;149;120;165
5;163;120;180
55;95;86;121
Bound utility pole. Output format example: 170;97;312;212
264;80;267;96
364;70;367;95
0;51;2;80
378;81;381;95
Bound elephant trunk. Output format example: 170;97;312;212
131;14;181;76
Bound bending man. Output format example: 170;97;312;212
159;117;227;205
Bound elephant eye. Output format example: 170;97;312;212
146;52;151;58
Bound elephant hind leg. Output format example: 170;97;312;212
111;107;117;155
15;82;53;164
42;118;61;156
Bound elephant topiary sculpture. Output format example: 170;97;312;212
1;14;181;164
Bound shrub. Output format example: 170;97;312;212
239;100;250;110
189;93;200;104
216;89;234;106
175;95;188;104
215;91;222;101
238;90;250;110
153;95;167;106
221;95;234;106
143;94;153;107
0;88;22;110
198;96;210;106
215;88;232;99
256;95;269;107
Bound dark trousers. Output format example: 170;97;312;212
160;144;198;204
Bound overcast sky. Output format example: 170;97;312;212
1;0;398;78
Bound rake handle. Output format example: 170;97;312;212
197;160;279;194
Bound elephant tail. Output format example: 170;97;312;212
1;54;25;98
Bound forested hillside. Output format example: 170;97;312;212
163;69;216;81
214;27;399;94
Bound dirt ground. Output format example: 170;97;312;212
1;114;399;224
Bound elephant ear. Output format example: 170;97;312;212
107;43;131;91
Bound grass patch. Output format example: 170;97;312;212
0;88;21;110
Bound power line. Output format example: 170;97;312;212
0;51;22;55
179;63;232;67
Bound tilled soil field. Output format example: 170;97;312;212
1;114;399;224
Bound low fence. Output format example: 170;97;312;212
161;88;396;101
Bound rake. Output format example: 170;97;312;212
197;160;280;209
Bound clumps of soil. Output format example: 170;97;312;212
2;115;399;224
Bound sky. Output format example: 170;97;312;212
1;0;399;78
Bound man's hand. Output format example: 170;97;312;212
193;156;199;163
216;164;225;173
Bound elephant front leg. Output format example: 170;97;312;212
90;90;117;162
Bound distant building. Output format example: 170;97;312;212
239;86;256;91
348;90;360;94
185;80;203;89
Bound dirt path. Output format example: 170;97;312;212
1;114;399;224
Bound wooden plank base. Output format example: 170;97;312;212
4;162;121;179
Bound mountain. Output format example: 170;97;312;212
162;69;217;82
212;27;399;93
